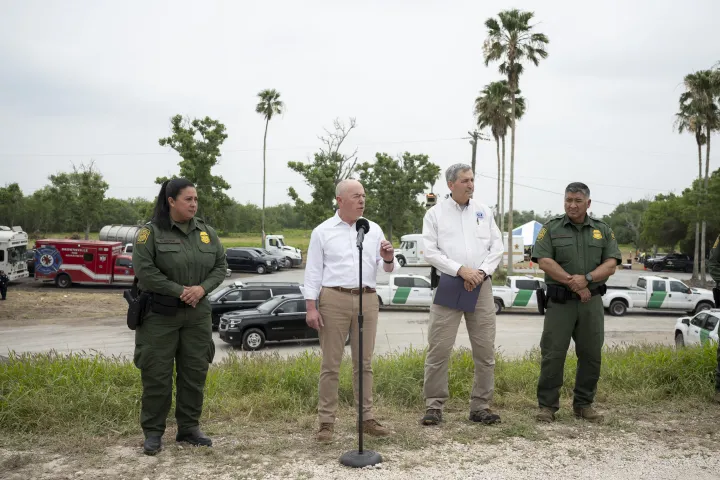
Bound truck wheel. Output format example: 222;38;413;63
675;332;685;349
494;299;503;315
397;256;406;267
652;264;663;272
242;328;266;351
377;295;384;306
285;257;293;268
609;300;627;316
256;265;267;275
56;274;72;289
694;301;713;314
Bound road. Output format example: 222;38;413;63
2;266;690;361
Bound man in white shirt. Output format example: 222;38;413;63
304;179;400;442
421;163;504;426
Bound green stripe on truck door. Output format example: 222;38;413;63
392;287;411;304
647;292;667;309
512;290;534;307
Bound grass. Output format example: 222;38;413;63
0;343;717;437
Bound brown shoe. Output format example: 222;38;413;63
536;407;555;423
713;391;720;404
315;423;334;442
573;406;604;423
362;419;391;437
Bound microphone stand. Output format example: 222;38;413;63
340;226;382;468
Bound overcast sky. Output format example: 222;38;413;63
1;0;718;219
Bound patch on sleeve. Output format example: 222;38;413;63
714;236;719;249
537;227;547;241
610;230;615;241
136;227;151;245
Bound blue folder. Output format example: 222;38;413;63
433;273;482;312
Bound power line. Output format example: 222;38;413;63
476;171;672;193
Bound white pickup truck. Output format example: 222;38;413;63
492;275;546;315
376;274;434;307
604;275;715;317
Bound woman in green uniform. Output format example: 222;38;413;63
132;178;227;455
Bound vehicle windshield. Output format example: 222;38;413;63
257;296;288;313
209;286;233;301
276;238;285;247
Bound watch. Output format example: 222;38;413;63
585;273;593;283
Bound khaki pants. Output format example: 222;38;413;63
424;279;496;411
317;287;379;424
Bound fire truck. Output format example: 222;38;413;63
34;239;135;288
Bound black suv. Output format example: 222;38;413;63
209;281;302;329
226;248;278;274
644;253;693;273
237;247;287;270
218;293;315;350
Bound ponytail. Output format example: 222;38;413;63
151;178;195;230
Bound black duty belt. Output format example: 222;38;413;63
546;283;607;303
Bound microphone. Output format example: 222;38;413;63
356;217;370;248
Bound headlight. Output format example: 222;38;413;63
229;319;242;327
266;260;272;265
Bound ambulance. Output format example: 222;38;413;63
0;226;30;281
33;239;135;288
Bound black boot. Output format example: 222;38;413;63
143;436;163;455
176;427;212;447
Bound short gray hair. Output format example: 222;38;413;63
445;163;472;183
565;182;590;198
335;179;360;197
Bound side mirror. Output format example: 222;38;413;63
220;298;227;303
687;288;693;294
682;318;690;326
275;308;284;315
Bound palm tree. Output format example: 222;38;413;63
255;89;284;242
474;80;525;232
681;70;720;282
483;9;548;273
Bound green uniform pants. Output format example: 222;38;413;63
537;294;604;411
133;301;215;437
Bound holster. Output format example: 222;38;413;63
537;287;546;315
713;287;720;308
123;278;151;330
430;266;439;289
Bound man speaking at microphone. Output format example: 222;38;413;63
304;179;399;443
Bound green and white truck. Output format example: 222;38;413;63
603;275;715;316
492;275;546;314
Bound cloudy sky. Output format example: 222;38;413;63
1;0;718;218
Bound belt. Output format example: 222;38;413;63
327;286;376;295
567;288;603;300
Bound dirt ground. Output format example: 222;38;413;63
1;405;718;480
0;290;126;325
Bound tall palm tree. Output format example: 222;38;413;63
474;80;525;232
483;9;548;273
681;71;720;282
255;89;284;242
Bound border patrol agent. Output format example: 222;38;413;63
706;235;720;404
531;182;622;423
132;178;227;455
0;270;8;300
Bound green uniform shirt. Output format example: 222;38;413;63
531;214;622;289
132;217;227;298
708;235;720;284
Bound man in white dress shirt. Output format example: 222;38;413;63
304;179;400;442
421;163;504;426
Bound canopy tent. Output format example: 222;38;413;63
512;220;544;246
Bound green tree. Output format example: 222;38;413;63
255;89;284;241
475;80;525;230
48;162;109;239
157;114;231;226
601;200;651;250
288;118;359;227
640;194;688;251
484;9;549;272
0;183;25;227
357;152;441;242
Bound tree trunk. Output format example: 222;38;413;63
693;222;700;280
85;223;90;241
693;138;702;280
500;135;506;232
507;92;516;274
701;128;711;284
495;136;501;225
261;118;269;243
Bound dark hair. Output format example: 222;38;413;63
151;178;195;230
565;182;590;198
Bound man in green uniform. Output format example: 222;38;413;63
531;182;622;423
706;235;720;404
132;209;227;454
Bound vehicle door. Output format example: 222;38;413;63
405;240;417;262
667;280;694;309
241;288;272;309
647;280;668;309
511;279;540;308
390;276;413;305
409;277;433;306
235;251;254;271
113;256;133;281
700;314;720;346
226;249;242;271
687;312;708;345
269;299;306;341
216;289;245;315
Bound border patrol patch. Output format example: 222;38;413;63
714;236;719;249
593;229;603;240
200;231;210;244
136;227;150;245
611;231;616;240
537;227;547;241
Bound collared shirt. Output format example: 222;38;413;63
303;212;400;300
531;214;622;288
422;196;503;277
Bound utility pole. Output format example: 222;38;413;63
467;130;490;174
